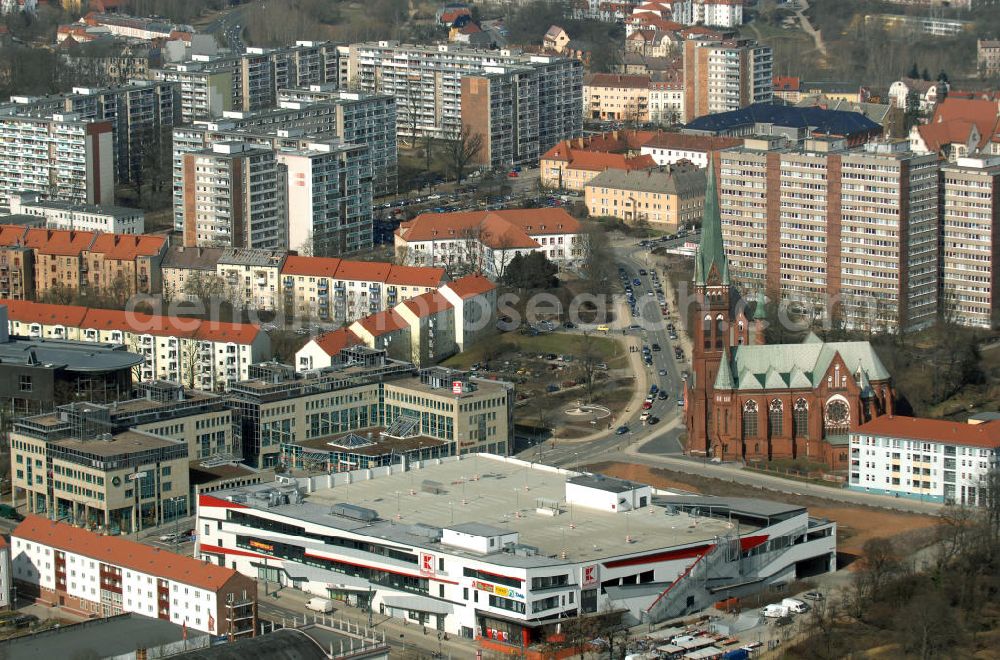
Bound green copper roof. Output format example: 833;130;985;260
752;290;767;321
694;164;729;286
723;339;890;392
714;348;735;390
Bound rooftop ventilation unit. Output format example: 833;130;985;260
330;502;379;522
421;480;446;495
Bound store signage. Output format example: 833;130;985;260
581;564;599;588
420;552;435;576
452;380;463;394
249;540;274;552
474;580;524;600
128;471;147;481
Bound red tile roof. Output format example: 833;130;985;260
384;265;447;288
400;291;453;318
856;416;1000;449
641;132;743;151
0;226;28;246
398;209;581;248
352;310;410;337
312;327;363;356
2;300;88;327
916;120;979;154
332;260;392;283
2;300;261;344
541;145;657;172
773;76;800;92
281;255;343;278
929;97;1000;150
22;228;97;256
13;516;241;591
445;273;496;299
88;234;166;260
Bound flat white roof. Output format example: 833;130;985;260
212;456;751;568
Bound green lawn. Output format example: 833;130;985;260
443;332;625;369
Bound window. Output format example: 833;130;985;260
18;375;32;392
793;398;809;438
768;399;783;437
824;398;850;435
742;400;758;439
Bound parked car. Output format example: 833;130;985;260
642;401;652;410
616;425;630;435
647;416;660;425
802;591;825;601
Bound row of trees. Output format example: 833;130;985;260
796;486;1000;658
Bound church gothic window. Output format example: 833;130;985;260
768;399;783;437
824;398;850;435
703;315;712;349
793;398;809;438
742;400;758;439
715;314;725;349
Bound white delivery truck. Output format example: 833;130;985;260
782;598;809;613
762;603;789;618
306;597;335;613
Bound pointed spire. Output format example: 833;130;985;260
714;346;735;390
694;160;729;286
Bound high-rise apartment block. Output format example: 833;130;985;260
2;81;180;185
940;156;1000;329
348;42;582;167
275;88;398;196
683;38;773;121
277;141;373;255
181;142;284;250
719;137;939;332
151;41;341;123
0;112;114;206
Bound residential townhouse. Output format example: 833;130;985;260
540;142;657;191
347;41;582;162
280;255;448;324
849;416;1000;506
583;73;650;121
0;226;166;300
215;248;286;312
0;112;114;206
0;227;35;300
639;132;741;168
2;300;271;391
228;355;511;467
6;192;145;234
161;245;225;302
979;39;1000;77
648;81;685;125
585;163;706;231
12;517;257;636
718;137;940;333
395;209;585;279
1;81;180;185
299;273;498;369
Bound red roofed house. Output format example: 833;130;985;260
12;516;257;635
395;209;585;280
297;273;498;369
849;416;1000;505
909;96;1000;160
85;233;167;297
772;76;801;103
540;140;657;190
2;300;270;390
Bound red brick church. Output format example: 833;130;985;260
683;165;896;469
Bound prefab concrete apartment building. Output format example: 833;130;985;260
347;42;582;169
718;136;940;333
196;455;836;646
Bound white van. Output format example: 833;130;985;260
782;597;809;613
762;603;789;618
306;597;335;613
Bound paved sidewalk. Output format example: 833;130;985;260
258;585;478;659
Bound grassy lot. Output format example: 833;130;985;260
442;331;626;370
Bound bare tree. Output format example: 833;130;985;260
577;331;601;402
446;125;484;184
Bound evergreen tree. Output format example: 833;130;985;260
908;62;919;79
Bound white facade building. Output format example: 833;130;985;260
6;192;144;234
196;455;836;644
849;416;1000;506
11;517;256;636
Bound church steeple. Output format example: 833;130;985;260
694;161;729;287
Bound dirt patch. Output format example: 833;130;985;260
584;461;938;557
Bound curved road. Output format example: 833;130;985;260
521;240;943;517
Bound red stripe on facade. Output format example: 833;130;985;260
199;544;270;560
302;551;460;585
603;544;714;569
739;535;768;552
199;494;248;509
